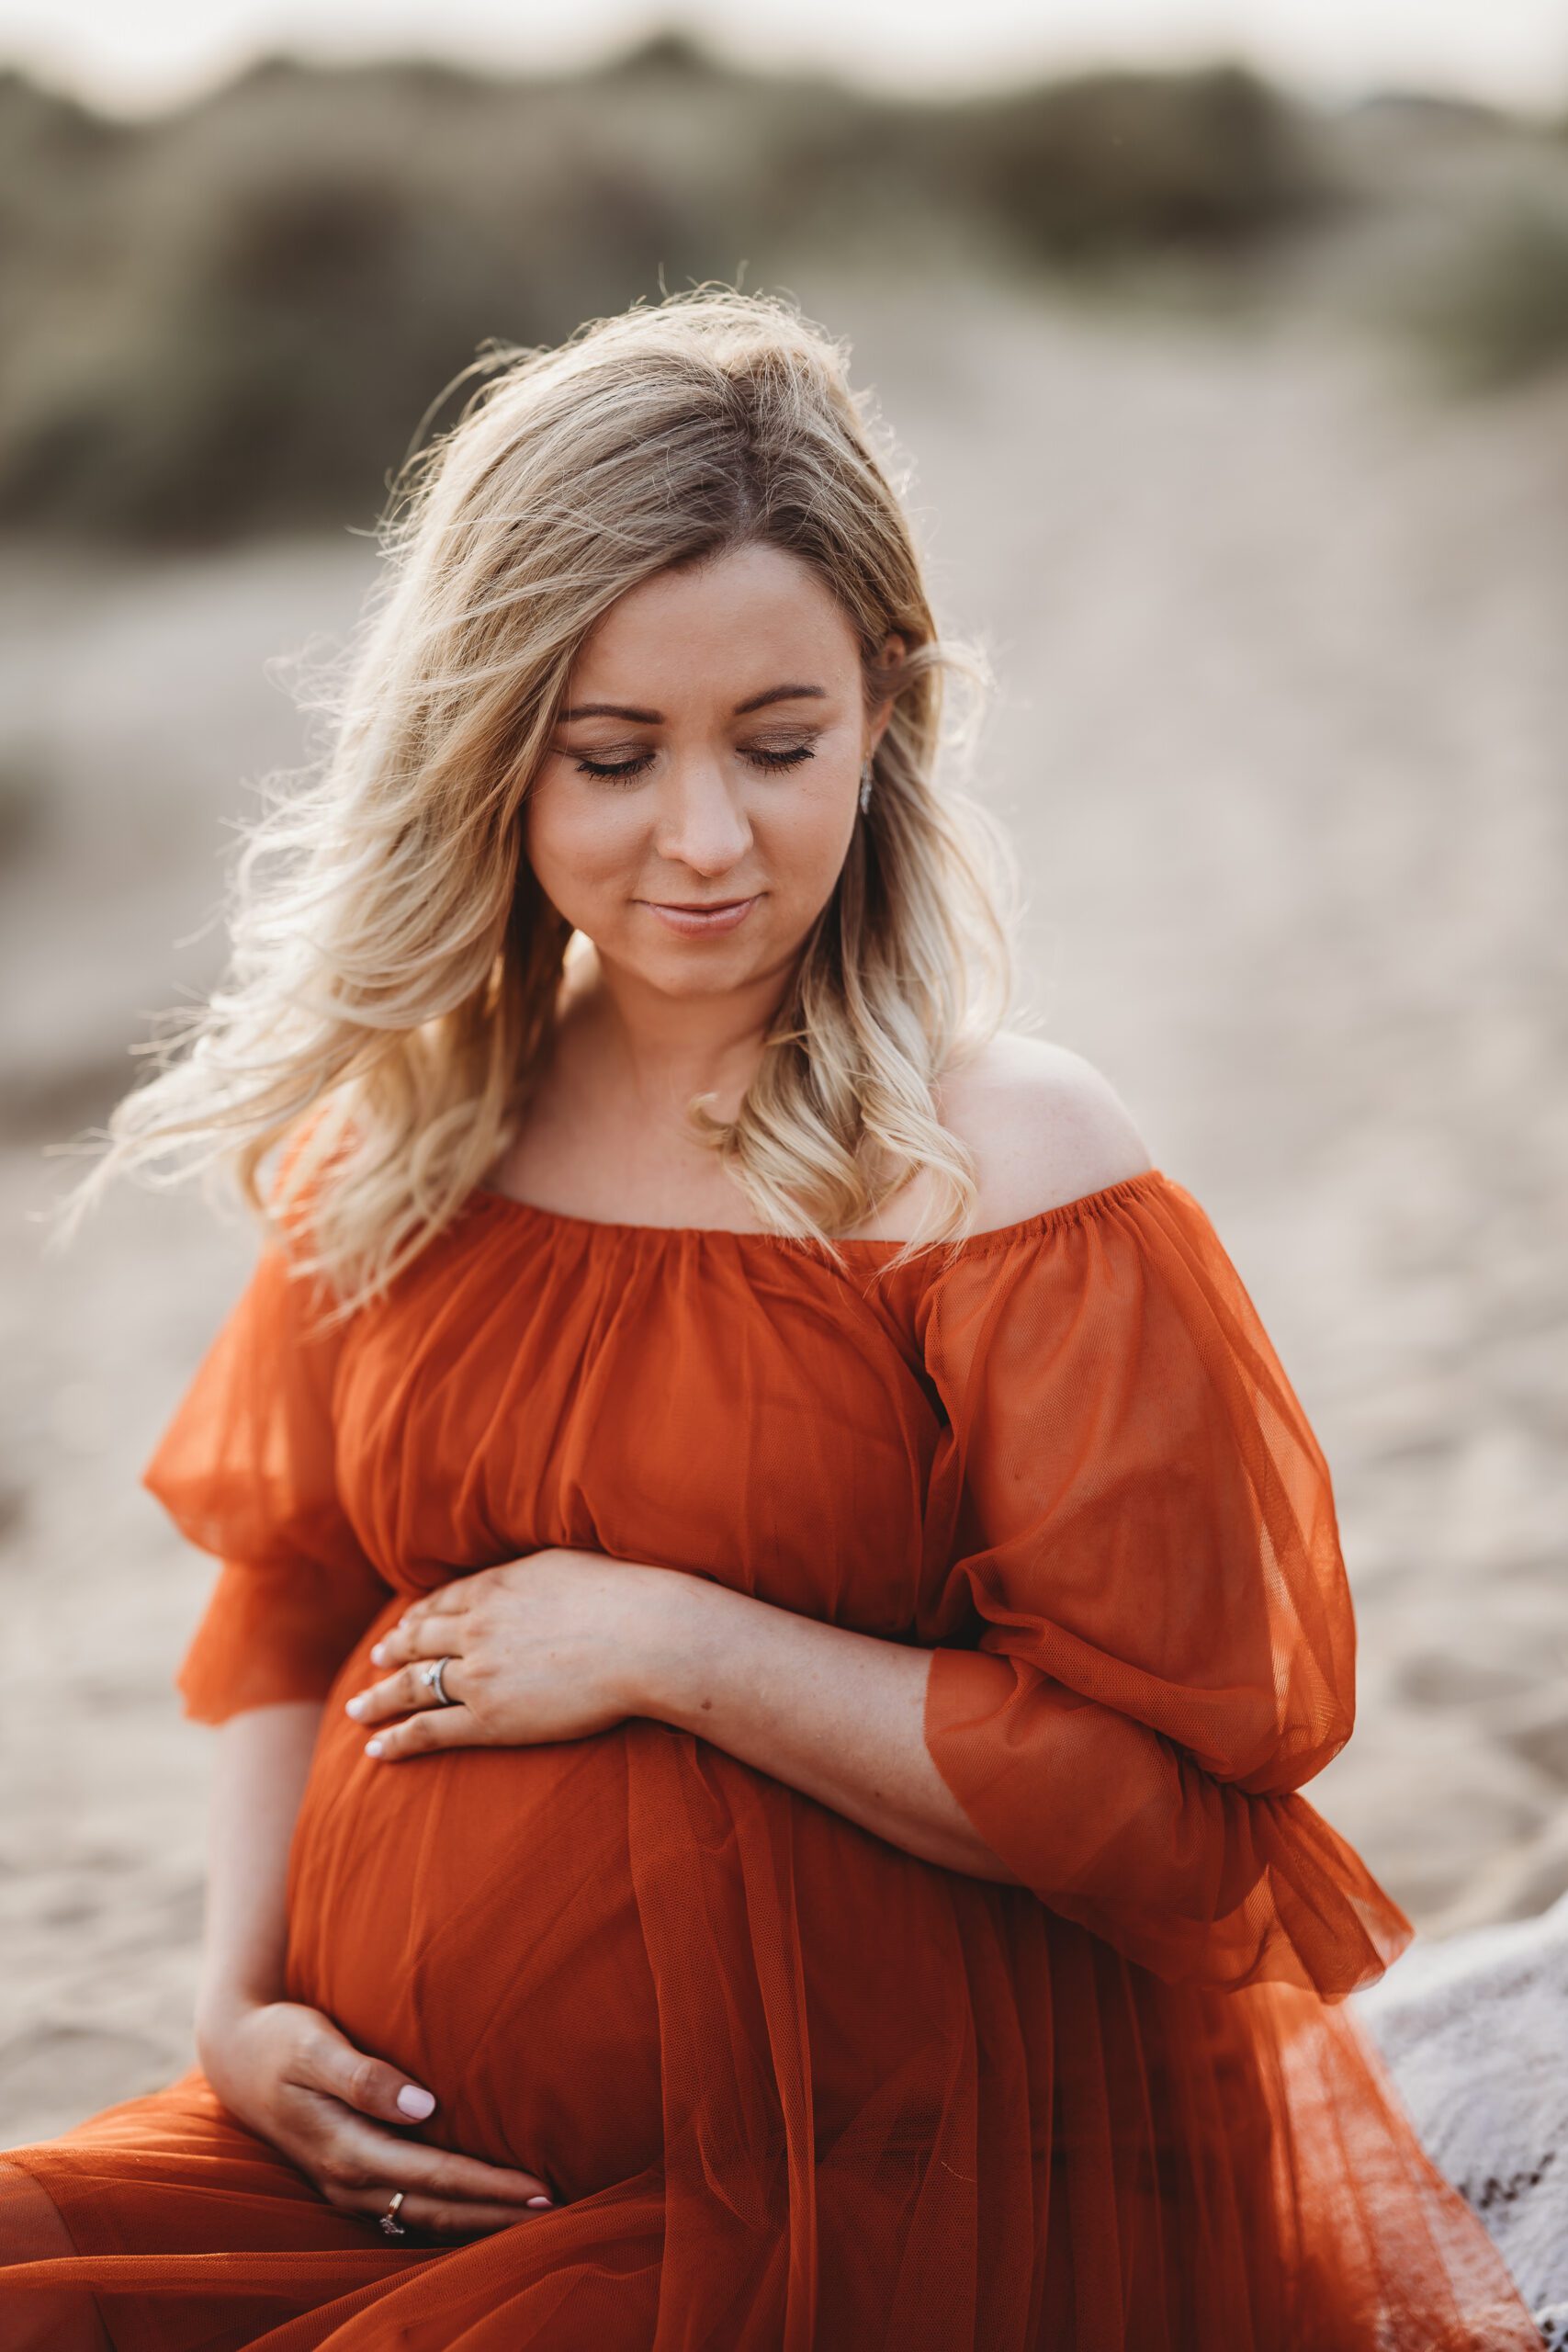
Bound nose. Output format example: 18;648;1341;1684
649;754;753;878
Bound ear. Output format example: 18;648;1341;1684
867;631;906;755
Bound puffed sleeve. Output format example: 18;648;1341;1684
143;1239;391;1724
918;1169;1415;1996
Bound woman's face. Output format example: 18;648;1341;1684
524;541;899;1000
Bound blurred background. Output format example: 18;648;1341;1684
2;1;1566;2151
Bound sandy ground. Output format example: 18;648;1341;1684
1;263;1565;2155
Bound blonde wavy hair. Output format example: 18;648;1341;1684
55;286;1019;1315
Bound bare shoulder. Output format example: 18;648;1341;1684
934;1032;1155;1230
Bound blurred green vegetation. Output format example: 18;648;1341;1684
1395;196;1568;391
0;34;1333;546
4;31;1566;545
936;61;1322;261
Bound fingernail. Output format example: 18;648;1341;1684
369;1642;388;1663
397;2084;435;2118
525;2195;555;2210
365;1738;384;1757
344;1694;366;1717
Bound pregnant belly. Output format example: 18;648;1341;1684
283;1611;1006;2219
283;1623;665;2202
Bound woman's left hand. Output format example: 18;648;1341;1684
342;1550;694;1759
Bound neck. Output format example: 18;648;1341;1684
561;939;795;1120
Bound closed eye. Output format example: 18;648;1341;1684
572;753;654;781
573;744;818;784
745;745;817;772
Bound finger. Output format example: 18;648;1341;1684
344;1657;464;1727
290;2030;554;2205
325;2120;556;2209
290;2021;445;2132
338;2185;557;2240
363;1704;481;1761
369;1592;468;1668
369;1614;470;1672
399;1584;470;1629
307;2108;554;2207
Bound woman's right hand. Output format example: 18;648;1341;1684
194;1994;558;2239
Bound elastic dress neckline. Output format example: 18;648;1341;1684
463;1162;1171;1257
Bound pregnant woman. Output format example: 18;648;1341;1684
0;289;1543;2349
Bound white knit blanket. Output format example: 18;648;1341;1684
1352;1887;1568;2342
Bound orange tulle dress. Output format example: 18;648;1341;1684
0;1167;1545;2349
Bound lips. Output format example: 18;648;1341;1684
639;893;761;936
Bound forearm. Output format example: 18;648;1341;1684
637;1576;1021;1884
194;1699;321;2038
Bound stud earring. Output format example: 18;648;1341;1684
859;759;874;815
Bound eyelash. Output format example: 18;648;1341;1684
572;745;817;784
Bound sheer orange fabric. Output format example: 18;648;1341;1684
0;1170;1543;2348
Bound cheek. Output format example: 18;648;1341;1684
760;784;858;901
524;788;638;917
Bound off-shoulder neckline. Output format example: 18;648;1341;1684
465;1164;1169;1255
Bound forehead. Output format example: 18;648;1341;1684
569;543;862;694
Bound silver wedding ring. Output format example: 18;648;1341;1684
418;1654;459;1707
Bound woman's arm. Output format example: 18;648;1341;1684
635;1577;1021;1883
193;1700;321;2043
360;1558;1021;1886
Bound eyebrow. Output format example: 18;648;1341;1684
558;684;828;723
